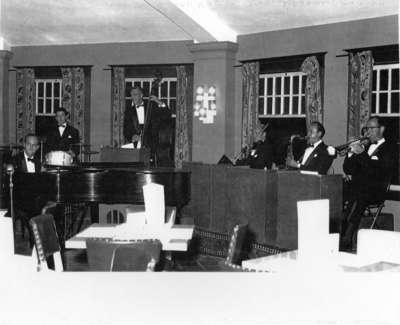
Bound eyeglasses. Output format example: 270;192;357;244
365;126;380;129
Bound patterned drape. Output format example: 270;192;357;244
241;61;259;150
301;56;323;128
111;67;126;147
16;68;36;144
174;66;193;168
347;51;373;140
61;67;85;141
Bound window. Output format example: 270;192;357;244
258;72;306;118
35;79;62;116
125;78;177;114
372;63;399;115
371;63;400;186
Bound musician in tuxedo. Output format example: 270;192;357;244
46;107;80;157
247;124;274;170
286;121;335;175
9;134;42;247
340;116;395;251
11;134;41;173
123;85;172;165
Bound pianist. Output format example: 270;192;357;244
10;133;41;173
46;107;80;158
9;134;42;247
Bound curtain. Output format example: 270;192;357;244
241;61;259;150
111;67;126;147
61;67;85;141
301;56;323;128
16;68;36;144
347;51;373;140
174;65;193;168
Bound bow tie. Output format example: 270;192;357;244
27;157;35;162
59;124;66;128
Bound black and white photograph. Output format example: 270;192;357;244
0;1;399;324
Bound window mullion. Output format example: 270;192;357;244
272;77;276;115
264;77;267;115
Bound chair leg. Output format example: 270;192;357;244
370;205;384;229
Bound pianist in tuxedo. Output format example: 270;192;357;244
46;107;80;157
123;85;172;164
9;134;42;247
340;116;395;251
285;121;335;175
11;134;41;173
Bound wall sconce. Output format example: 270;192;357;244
194;85;216;124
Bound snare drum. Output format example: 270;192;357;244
45;151;73;166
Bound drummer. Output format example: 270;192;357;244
45;107;80;158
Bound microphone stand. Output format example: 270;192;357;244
6;165;14;221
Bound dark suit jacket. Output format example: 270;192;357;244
9;152;42;215
248;140;274;169
343;140;394;203
46;124;80;155
299;141;334;175
10;151;41;174
123;101;171;151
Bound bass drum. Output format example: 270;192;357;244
45;151;73;166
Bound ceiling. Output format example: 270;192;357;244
0;0;398;48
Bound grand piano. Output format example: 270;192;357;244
10;162;191;240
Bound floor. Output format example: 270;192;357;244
14;229;233;272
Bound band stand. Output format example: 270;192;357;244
99;147;150;164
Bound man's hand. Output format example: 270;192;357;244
149;95;164;106
67;150;76;158
286;157;299;168
349;142;365;155
131;134;141;143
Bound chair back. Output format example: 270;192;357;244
225;224;248;266
29;214;63;271
86;239;161;271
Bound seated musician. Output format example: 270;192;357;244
9;134;42;247
340;116;395;251
247;124;274;170
46;107;80;158
286;121;335;175
123;85;172;165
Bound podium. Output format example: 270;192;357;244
100;147;150;164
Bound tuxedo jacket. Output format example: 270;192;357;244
248;140;274;170
299;141;334;175
46;124;80;155
343;141;395;203
9;152;43;214
10;151;41;174
123;101;171;150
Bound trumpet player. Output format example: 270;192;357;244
286;121;336;175
340;116;395;251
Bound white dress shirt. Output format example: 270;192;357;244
132;102;145;125
367;138;385;156
300;139;322;165
58;123;67;136
24;152;35;173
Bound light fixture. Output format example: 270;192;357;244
194;85;217;124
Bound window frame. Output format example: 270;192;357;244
35;79;62;116
372;63;400;116
258;71;307;118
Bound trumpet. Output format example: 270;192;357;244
335;137;370;155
